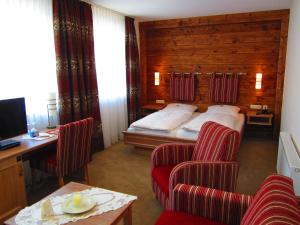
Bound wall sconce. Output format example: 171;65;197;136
154;72;160;86
255;73;262;89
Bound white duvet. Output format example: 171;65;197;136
131;110;193;131
181;113;238;132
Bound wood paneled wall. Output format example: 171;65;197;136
139;10;289;136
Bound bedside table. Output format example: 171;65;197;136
246;111;274;138
142;103;166;116
246;111;273;126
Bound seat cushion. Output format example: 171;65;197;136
31;152;58;175
155;211;227;225
152;165;175;197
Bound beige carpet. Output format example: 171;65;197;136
29;136;278;225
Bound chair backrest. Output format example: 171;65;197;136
241;174;300;225
191;121;240;161
57;117;93;176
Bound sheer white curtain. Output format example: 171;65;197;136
0;0;57;129
92;5;128;148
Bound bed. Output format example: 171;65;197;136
123;104;245;150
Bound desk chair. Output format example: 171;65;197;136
31;117;93;187
151;121;240;209
155;174;300;225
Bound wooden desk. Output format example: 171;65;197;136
5;182;134;225
0;134;58;223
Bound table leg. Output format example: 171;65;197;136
123;205;132;225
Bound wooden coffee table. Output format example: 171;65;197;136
5;182;135;225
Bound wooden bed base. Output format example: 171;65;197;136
123;131;196;150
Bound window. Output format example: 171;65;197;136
0;0;58;129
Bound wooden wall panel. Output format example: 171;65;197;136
139;10;289;136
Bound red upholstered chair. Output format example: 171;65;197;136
151;121;240;209
31;117;94;187
155;174;300;225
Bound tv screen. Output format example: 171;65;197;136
0;97;28;140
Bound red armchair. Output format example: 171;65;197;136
151;121;240;209
155;174;300;225
31;117;94;187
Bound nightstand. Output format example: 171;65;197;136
246;111;274;138
246;111;273;126
142;103;166;116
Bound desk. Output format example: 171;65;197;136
5;182;134;225
0;134;58;223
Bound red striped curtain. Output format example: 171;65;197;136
125;17;141;124
53;0;104;151
170;73;195;101
209;74;240;104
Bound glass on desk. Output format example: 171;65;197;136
27;122;39;137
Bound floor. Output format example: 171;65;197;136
28;136;278;225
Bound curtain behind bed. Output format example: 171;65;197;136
170;73;195;101
209;74;240;104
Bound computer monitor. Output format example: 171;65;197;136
0;97;28;140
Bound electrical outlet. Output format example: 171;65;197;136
156;99;165;104
250;104;262;110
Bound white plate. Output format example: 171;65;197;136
61;196;96;214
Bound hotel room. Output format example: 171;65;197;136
0;0;299;224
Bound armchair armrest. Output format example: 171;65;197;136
151;143;195;168
170;183;253;225
169;161;239;194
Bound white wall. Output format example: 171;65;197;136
281;0;300;150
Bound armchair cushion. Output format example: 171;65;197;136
241;174;300;225
192;121;240;161
170;184;252;225
155;211;226;225
151;143;195;168
169;161;239;194
152;165;175;196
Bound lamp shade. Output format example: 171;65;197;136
154;72;160;86
256;73;262;89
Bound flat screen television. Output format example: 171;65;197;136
0;97;28;140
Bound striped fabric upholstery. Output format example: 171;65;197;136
160;174;300;225
151;121;241;209
152;178;169;209
56;117;93;177
169;162;239;196
151;143;195;168
170;72;195;101
34;117;94;177
209;74;240;104
192;121;240;161
241;174;300;225
170;184;253;225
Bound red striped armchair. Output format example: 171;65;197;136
151;121;240;209
155;174;300;225
31;117;94;187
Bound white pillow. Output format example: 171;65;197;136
163;103;198;113
207;105;240;117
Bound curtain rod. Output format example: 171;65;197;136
168;72;247;76
81;0;126;17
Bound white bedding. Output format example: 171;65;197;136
127;113;200;137
130;109;193;131
127;107;245;140
176;114;245;140
181;113;238;132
